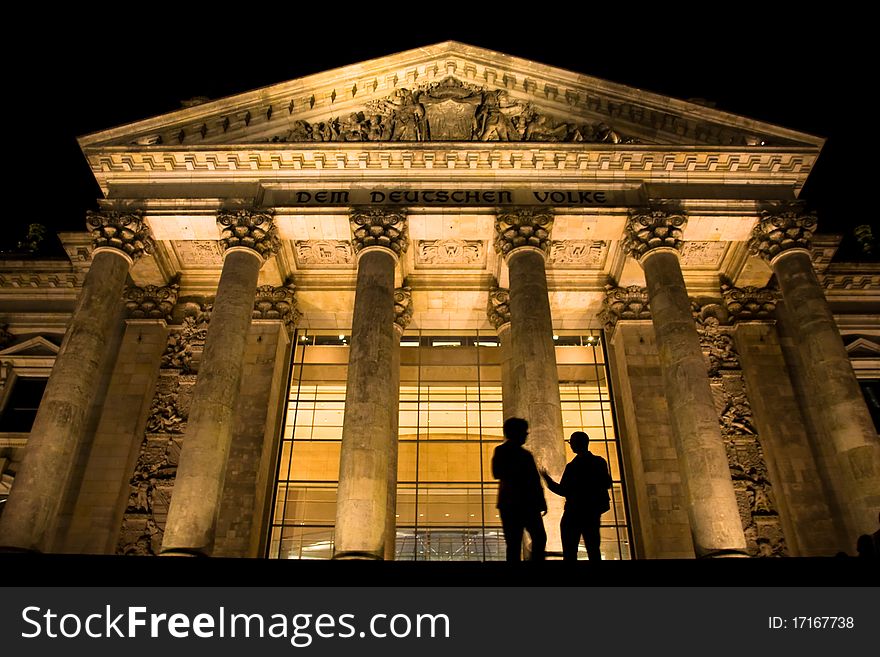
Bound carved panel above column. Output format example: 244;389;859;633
486;285;511;330
124;280;180;321
679;241;728;267
493;208;553;257
748;201;817;263
415;239;485;267
393;286;413;332
621;206;687;261
350;208;409;256
294;240;354;267
172;241;223;266
547;240;608;267
86;210;154;262
599;285;651;330
216;209;280;260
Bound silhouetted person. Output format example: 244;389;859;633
492;417;547;561
542;431;611;561
856;534;877;559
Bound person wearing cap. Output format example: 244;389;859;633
542;431;612;561
492;417;547;561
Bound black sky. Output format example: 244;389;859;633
6;12;867;255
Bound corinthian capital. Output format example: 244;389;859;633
393;286;413;333
253;280;300;332
86;210;154;262
599;285;651;330
124;279;180;321
721;283;779;321
748;201;817;263
493;209;553;258
350;208;408;256
217;209;280;260
486;286;511;330
621;205;687;261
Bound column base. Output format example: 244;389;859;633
159;548;208;557
697;549;751;559
332;551;385;561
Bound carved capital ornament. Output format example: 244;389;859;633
486;286;511;330
393;286;413;333
124;280;180;321
493;209;553;258
599;285;651;330
622;206;687;261
253;280;301;332
748;202;817;264
722;284;779;322
86;210;154;262
350;208;409;256
216;209;280;260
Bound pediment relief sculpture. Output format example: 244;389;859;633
267;78;637;145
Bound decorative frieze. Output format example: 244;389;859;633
393;286;413;333
349;209;408;256
86;210;154;262
486;286;511;330
124;280;180;321
621;206;687;261
722;284;778;321
692;300;787;557
216;209;280;259
172;240;223;266
748;201;817;263
679;241;727;267
253;280;301;332
493;209;553;257
160;302;212;373
294;240;354;267
416;239;484;266
599;285;651;330
822;273;880;290
547;240;608;267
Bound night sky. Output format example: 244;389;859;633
6;14;868;258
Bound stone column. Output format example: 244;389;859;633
334;209;407;560
749;202;880;537
160;209;279;556
622;207;746;557
494;209;567;555
383;285;412;560
487;285;519;420
0;211;153;552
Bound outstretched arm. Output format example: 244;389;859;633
541;470;566;497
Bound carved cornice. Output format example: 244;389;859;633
599;285;651;330
748;201;817;263
487;286;511;330
493;208;553;258
349;208;408;256
253;280;300;332
85;149;819;183
393;286;413;333
722;284;778;321
621;206;687;261
86;210;154;262
822;273;880;290
216;209;280;260
124;280;180;321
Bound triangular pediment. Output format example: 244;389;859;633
79;41;823;150
844;336;880;358
0;336;60;357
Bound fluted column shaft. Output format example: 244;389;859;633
335;249;398;559
772;250;880;534
161;210;278;556
624;207;746;556
642;250;747;555
0;211;153;551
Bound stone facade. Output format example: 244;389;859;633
1;43;876;560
